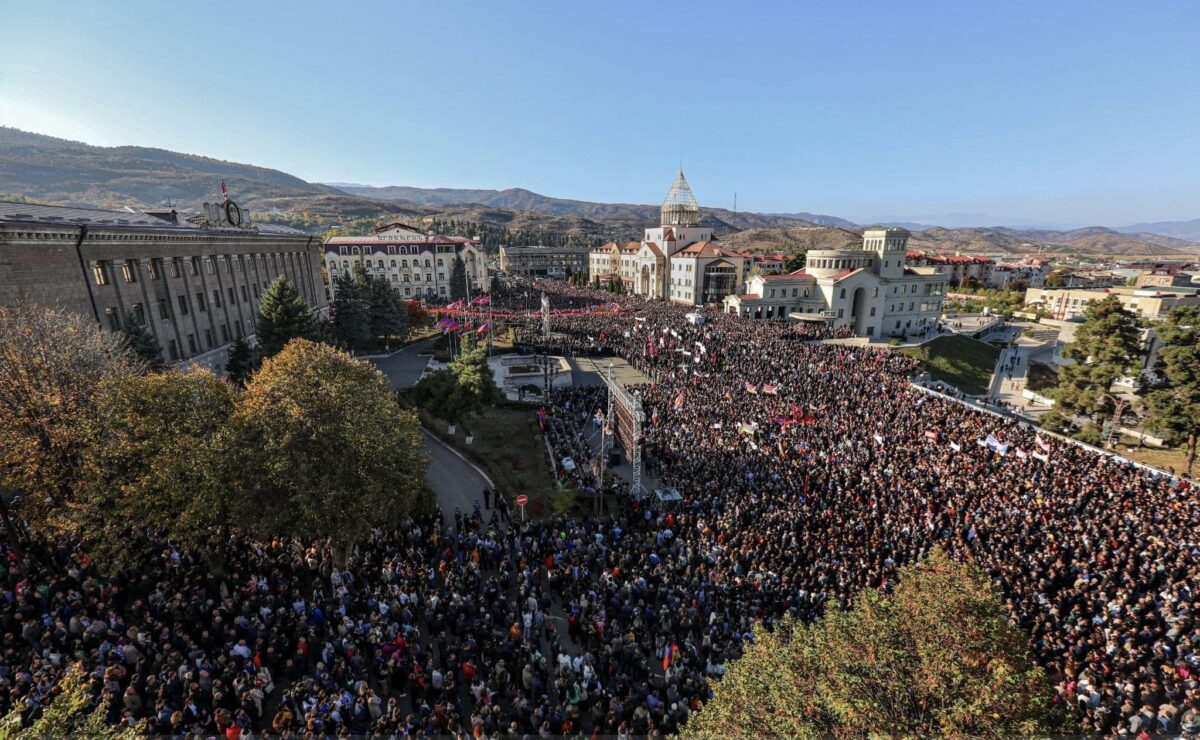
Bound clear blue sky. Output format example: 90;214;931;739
1;0;1197;227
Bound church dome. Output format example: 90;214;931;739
661;170;700;226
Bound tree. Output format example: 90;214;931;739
683;548;1063;738
224;335;257;385
449;256;468;301
118;311;164;370
411;340;500;425
330;272;371;346
0;663;135;739
783;251;807;273
0;305;139;545
368;276;408;346
255;277;317;357
1044;270;1066;288
1143;306;1200;476
233;340;427;564
80;370;239;566
1049;295;1144;425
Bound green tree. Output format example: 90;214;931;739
411;341;500;424
449;256;469;301
0;663;136;739
0;305;139;546
1044;270;1066;288
224;335;257;385
233;340;427;564
783;251;807;273
1143;306;1200;476
118;311;164;370
368;275;408;347
683;548;1063;738
1049;295;1144;426
331;271;371;346
80;370;238;566
255;276;317;357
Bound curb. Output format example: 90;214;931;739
420;427;495;488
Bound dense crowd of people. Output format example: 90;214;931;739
1;277;1197;737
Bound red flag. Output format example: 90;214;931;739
663;652;670;671
220;181;228;201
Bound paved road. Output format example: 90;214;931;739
370;338;434;389
422;430;499;523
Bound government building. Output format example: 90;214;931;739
0;199;325;369
498;244;590;279
324;222;489;299
589;170;748;305
723;228;947;339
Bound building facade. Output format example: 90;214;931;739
986;258;1049;289
906;251;994;287
589;171;747;306
324;223;489;300
1025;285;1200;321
0;200;324;370
724;228;947;339
498;245;590;279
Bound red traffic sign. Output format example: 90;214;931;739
515;494;529;507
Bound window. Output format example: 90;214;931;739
228;287;236;304
178;295;190;316
196;292;206;312
253;285;259;300
839;288;846;299
206;259;215;275
219;324;229;343
204;329;214;348
190;257;200;276
241;285;249;302
168;339;179;361
131;303;145;325
210;288;220;308
187;334;198;354
170;258;181;278
92;262;109;286
105;307;120;330
870;307;876;316
158;298;170;320
122;260;137;283
147;259;161;281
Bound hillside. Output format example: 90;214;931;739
1;126;1195;257
1118;218;1200;243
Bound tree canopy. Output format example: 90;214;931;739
255;276;317;357
233;340;426;563
410;340;500;424
118;311;164;370
682;548;1063;738
1049;295;1143;423
1143;305;1200;476
0;304;140;540
449;256;468;301
224;335;256;385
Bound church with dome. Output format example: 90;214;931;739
589;171;749;305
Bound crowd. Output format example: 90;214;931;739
0;277;1197;737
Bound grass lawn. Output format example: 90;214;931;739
1026;360;1058;392
420;405;558;512
899;335;1001;395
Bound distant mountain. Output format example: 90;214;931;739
1;126;1194;257
1117;218;1200;243
0;126;339;209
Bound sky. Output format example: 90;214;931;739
1;0;1197;227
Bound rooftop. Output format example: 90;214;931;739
0;199;309;236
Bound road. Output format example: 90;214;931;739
422;430;500;522
370;338;434;389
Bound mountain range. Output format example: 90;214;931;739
1;126;1197;257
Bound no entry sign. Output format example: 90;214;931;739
515;494;529;507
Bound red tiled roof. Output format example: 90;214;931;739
829;268;863;281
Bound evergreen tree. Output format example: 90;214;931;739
256;277;317;357
331;272;371;347
368;276;408;346
119;311;164;370
449;256;468;301
224;335;256;385
1143;305;1200;477
1049;295;1144;424
682;548;1064;738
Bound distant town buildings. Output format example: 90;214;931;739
324;222;489;299
0;199;324;370
498;244;590;279
1025;285;1200;321
906;251;994;287
725;228;947;339
986;258;1049;289
1135;268;1195;289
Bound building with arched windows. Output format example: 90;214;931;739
589;171;746;305
324;222;488;300
723;227;948;340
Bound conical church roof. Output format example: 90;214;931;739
661;170;700;226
